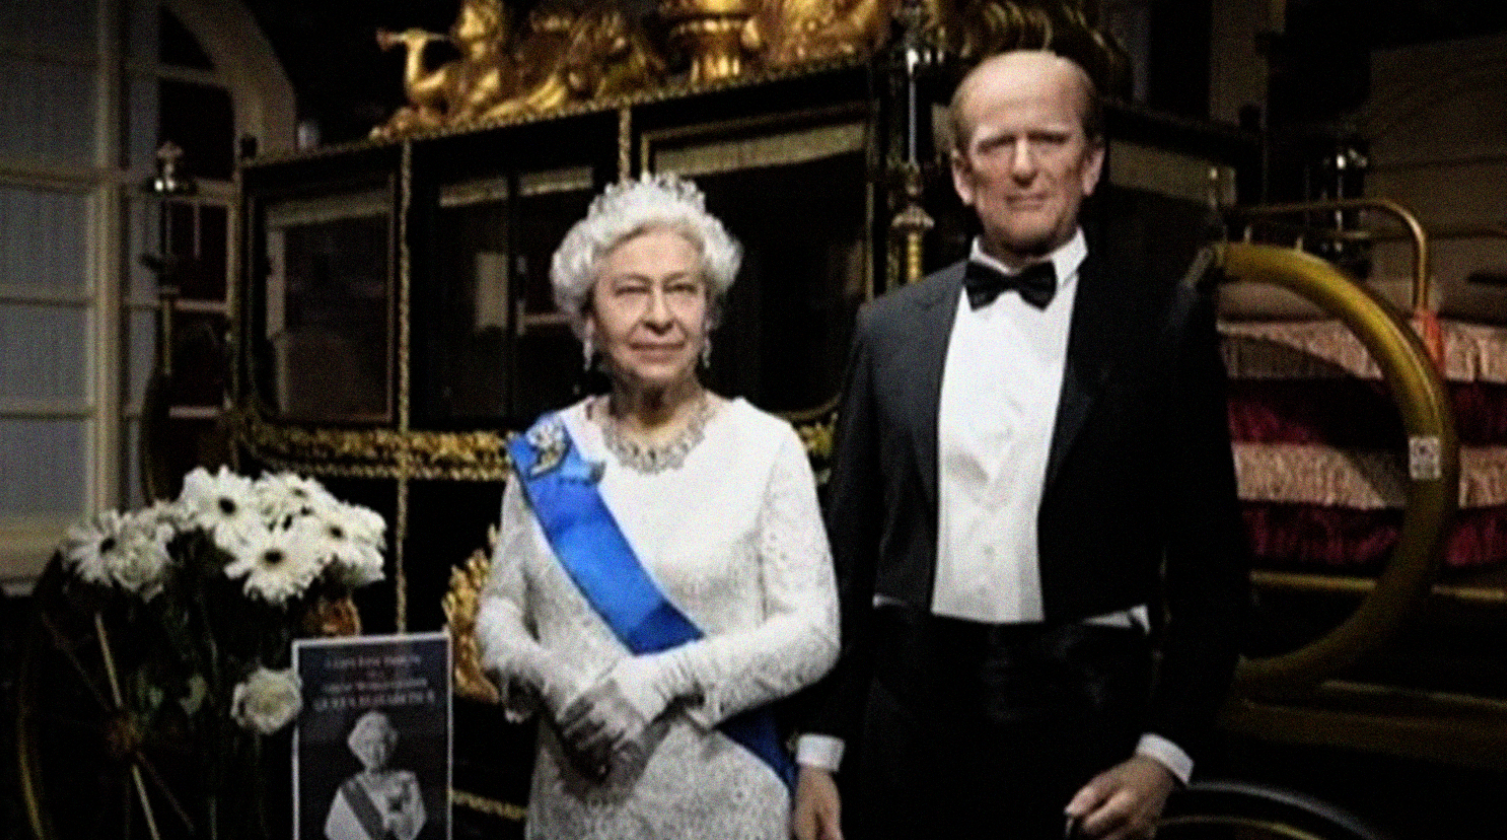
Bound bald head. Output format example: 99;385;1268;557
947;49;1107;264
948;51;1102;156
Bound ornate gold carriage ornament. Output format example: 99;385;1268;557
370;1;1131;140
372;0;666;139
444;537;504;704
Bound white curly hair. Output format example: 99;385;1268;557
549;172;742;339
347;709;398;764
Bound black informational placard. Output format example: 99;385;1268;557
293;632;451;840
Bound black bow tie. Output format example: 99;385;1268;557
963;259;1057;310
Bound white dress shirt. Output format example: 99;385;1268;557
931;232;1084;622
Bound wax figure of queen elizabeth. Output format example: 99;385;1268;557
475;173;839;840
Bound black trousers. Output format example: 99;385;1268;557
848;605;1153;840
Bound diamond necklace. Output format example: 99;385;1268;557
599;393;715;474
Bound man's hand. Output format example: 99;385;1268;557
791;766;844;840
1064;755;1176;840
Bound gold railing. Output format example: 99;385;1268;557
1210;218;1507;767
1231;198;1432;311
1209;243;1460;694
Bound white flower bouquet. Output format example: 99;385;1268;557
51;466;387;837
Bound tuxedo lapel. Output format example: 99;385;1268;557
906;263;966;513
1045;254;1125;488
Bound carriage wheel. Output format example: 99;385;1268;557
17;558;203;840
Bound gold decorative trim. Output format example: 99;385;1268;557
450;789;526;822
1221;680;1507;771
228;165;244;427
233;402;840;481
444;540;502;704
393;143;412;630
244;55;872;170
640;101;868;171
650;118;868;177
785;397;839;462
889;162;933;284
233;402;844;482
229;406;514;481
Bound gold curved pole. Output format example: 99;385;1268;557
1215;243;1459;695
1235;197;1431;311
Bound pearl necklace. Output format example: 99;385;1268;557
598;394;715;474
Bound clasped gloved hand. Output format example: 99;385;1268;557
556;648;699;780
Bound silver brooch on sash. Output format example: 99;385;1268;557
526;417;568;476
525;415;604;483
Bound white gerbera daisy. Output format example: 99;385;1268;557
338;501;387;547
177;466;261;551
139;497;191;532
307;503;386;587
59;511;131;587
222;520;325;604
254;471;337;524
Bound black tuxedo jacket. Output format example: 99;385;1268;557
809;253;1249;761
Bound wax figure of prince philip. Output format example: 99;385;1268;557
792;50;1250;840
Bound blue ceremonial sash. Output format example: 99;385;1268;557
507;414;796;789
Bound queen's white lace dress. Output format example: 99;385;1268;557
476;397;839;840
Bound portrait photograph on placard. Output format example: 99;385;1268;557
293;632;451;840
